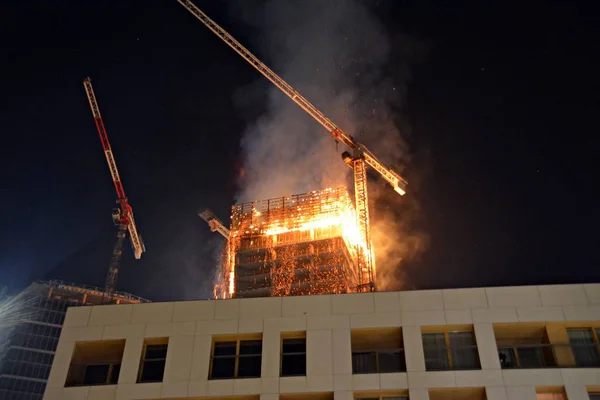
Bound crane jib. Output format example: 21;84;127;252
83;77;145;263
178;0;407;196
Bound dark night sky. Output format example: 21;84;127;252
1;1;598;301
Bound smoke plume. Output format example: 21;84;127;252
230;0;428;289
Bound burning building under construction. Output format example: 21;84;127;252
213;187;375;299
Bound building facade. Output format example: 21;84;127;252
0;281;147;400
44;284;600;400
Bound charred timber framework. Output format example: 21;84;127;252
214;188;368;299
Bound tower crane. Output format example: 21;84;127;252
83;77;146;302
177;0;408;291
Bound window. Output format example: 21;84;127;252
537;395;566;400
351;328;406;374
536;387;567;400
422;329;480;371
210;338;262;379
495;323;557;369
138;339;168;383
281;337;306;377
429;388;486;400
65;339;125;386
567;328;600;367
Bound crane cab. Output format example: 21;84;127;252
111;208;121;226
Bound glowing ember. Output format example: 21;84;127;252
214;187;374;298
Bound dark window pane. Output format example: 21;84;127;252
282;338;306;354
379;351;406;373
567;328;600;367
211;357;235;379
423;333;449;371
352;352;377;373
140;360;166;382
83;364;109;385
214;342;237;356
238;355;261;378
239;340;262;355
145;344;168;360
110;364;121;384
449;331;475;346
518;347;545;368
499;348;517;368
281;353;306;376
450;345;480;369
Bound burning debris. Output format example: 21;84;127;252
213;187;375;298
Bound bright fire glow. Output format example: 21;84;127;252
213;187;373;299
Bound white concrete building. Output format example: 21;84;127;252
43;284;600;400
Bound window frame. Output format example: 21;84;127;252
209;338;263;380
137;342;168;383
65;339;126;387
280;335;307;377
82;362;120;386
422;330;480;371
566;326;600;367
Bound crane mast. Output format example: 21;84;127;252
83;77;145;300
178;0;407;291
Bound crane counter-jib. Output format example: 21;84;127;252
177;0;407;197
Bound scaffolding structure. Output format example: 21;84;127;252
0;281;148;400
215;187;369;299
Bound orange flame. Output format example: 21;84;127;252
214;187;372;298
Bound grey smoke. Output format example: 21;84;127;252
228;0;428;289
231;0;417;202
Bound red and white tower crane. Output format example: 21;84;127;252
83;77;146;301
177;0;408;292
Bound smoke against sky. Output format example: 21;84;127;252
230;0;414;202
229;0;427;289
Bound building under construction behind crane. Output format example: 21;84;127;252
214;187;374;299
0;280;148;400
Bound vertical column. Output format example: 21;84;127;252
409;388;430;400
565;384;592;400
262;331;281;377
307;330;333;376
505;386;537;400
403;326;426;371
163;335;194;383
486;387;508;400
189;335;211;381
474;323;501;369
46;341;75;388
118;337;144;383
332;328;352;375
334;391;354;400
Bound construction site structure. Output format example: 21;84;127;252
198;209;229;239
178;0;408;293
211;187;369;299
83;77;146;302
0;280;148;400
